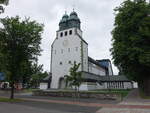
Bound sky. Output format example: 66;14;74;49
0;0;128;74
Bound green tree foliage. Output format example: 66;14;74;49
65;62;82;92
30;69;49;89
0;16;44;98
111;0;150;96
0;0;9;14
20;62;48;89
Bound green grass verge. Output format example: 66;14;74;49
22;88;38;93
93;89;131;98
0;97;23;102
34;89;131;98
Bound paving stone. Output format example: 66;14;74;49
96;108;150;113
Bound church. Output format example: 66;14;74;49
40;10;133;90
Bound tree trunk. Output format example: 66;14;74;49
139;77;150;97
10;82;14;99
143;77;150;96
75;86;77;98
77;86;80;98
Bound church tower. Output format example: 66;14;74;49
51;11;88;89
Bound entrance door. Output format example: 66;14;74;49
58;77;65;89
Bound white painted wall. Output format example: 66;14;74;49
124;82;133;89
108;62;113;75
82;41;88;72
79;82;98;90
133;82;138;88
88;62;106;75
40;83;48;90
79;82;88;91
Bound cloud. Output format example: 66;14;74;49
1;0;126;74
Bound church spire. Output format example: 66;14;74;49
72;0;75;11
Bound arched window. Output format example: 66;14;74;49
60;32;63;37
69;30;72;35
65;31;67;36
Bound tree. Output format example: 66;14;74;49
20;61;33;88
0;16;44;99
111;0;150;96
30;70;48;88
65;62;82;97
29;63;44;88
0;0;9;14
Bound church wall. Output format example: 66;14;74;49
81;41;88;72
108;62;113;75
51;28;83;88
77;28;82;36
88;62;106;75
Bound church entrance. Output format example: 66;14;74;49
58;77;65;89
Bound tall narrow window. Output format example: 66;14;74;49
68;48;70;52
61;49;63;54
68;61;71;64
65;31;67;36
69;30;72;35
60;32;63;37
60;62;62;65
75;47;78;51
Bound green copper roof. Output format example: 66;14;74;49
69;11;80;21
60;14;69;23
70;11;78;16
59;11;81;30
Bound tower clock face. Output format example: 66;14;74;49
63;39;69;47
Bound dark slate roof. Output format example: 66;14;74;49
99;75;131;82
88;57;107;70
81;71;131;82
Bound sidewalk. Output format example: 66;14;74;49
97;89;150;113
120;89;150;105
96;108;150;113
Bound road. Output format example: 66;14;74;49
1;89;150;113
0;101;100;113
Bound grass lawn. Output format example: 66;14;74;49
0;97;23;102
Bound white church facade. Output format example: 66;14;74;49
40;11;133;90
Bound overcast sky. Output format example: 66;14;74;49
1;0;128;74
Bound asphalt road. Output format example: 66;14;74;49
0;101;100;113
0;91;119;113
